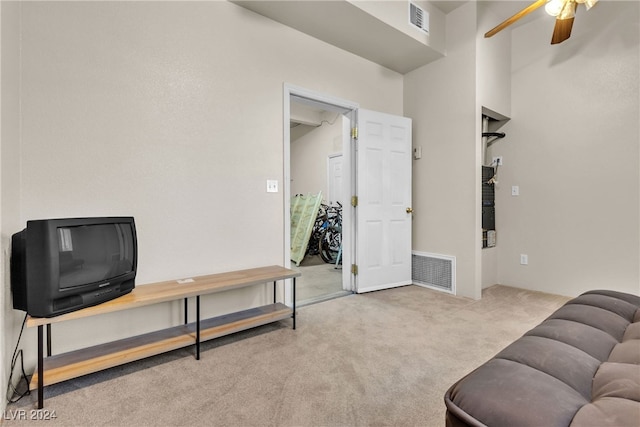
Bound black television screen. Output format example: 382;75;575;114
57;223;135;289
11;217;137;318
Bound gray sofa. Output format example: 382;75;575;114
445;290;640;426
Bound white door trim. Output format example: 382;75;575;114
283;84;359;303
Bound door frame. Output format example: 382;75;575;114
283;83;358;303
326;152;343;207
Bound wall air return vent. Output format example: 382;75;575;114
412;251;455;294
409;2;429;34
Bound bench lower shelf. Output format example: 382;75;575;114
30;303;292;389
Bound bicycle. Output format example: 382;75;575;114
318;202;342;265
306;203;327;257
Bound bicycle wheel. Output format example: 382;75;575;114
306;208;327;256
319;226;341;264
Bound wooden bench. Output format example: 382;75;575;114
27;265;300;408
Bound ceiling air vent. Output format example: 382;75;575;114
409;2;429;34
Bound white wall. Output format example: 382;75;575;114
290;113;342;202
1;1;5;410
405;0;639;300
476;2;513;118
476;1;514;289
404;2;480;299
1;0;23;409
351;0;446;55
492;1;640;297
3;0;403;375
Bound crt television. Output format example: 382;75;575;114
11;217;138;318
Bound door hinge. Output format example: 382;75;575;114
351;196;358;207
351;127;358;140
351;264;358;275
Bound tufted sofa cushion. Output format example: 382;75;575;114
444;290;640;427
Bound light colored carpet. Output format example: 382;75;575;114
4;285;569;426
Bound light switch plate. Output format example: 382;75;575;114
267;180;278;193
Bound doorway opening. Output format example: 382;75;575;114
284;85;357;306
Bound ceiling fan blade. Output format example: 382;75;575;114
550;1;577;44
550;16;575;44
485;0;548;38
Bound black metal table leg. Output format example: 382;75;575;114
292;277;296;330
46;324;52;357
196;295;200;360
184;298;188;325
37;325;44;409
273;280;277;304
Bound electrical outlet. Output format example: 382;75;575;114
520;254;528;265
511;185;519;196
492;156;503;166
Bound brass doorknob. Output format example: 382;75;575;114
406;207;413;213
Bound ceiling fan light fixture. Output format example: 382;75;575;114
485;0;598;43
545;0;566;17
559;1;577;19
545;0;576;19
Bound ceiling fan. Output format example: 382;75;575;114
485;0;599;44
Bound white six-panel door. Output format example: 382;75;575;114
355;109;412;293
327;154;343;207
